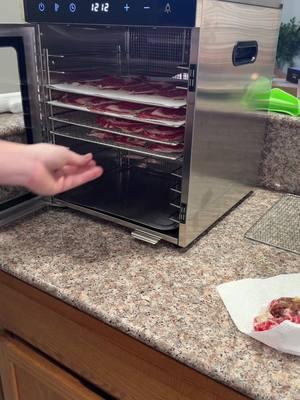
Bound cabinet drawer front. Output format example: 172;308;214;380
0;335;104;400
0;271;249;400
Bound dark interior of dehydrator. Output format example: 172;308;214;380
41;25;191;233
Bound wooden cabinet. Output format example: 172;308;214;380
0;271;249;400
0;336;103;400
0;379;4;400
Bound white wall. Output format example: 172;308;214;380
0;0;23;23
282;0;300;23
281;0;300;70
0;0;24;94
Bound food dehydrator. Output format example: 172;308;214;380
0;0;282;246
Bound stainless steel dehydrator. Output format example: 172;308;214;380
0;0;282;246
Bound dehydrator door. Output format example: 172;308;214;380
0;25;46;227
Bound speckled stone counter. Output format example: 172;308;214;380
0;113;27;203
261;114;300;195
0;113;25;141
0;189;299;400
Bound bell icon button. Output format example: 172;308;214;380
165;3;171;14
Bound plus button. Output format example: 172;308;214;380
124;3;130;12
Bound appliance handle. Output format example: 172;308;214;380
232;41;258;66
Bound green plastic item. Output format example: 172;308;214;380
258;88;300;116
243;77;300;116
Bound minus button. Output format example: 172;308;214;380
144;6;151;9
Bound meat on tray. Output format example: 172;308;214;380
149;143;184;154
125;82;164;95
138;106;186;121
88;130;114;141
254;297;300;332
96;116;184;141
61;94;94;106
87;129;183;154
143;125;184;141
61;94;114;109
125;137;147;147
96;116;145;134
92;76;126;90
88;129;146;148
60;92;186;125
101;101;151;115
125;80;172;95
67;75;187;100
158;87;187;100
94;76;144;91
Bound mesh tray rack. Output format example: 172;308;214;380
245;195;300;255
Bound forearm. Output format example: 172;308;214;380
0;140;34;187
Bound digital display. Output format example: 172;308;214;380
24;0;197;27
91;3;110;13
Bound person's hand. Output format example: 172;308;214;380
23;144;103;196
0;141;103;196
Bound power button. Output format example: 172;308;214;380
69;3;77;12
38;2;46;12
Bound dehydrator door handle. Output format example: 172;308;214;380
232;41;258;66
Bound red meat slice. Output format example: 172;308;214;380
76;76;186;99
102;101;151;115
157;87;187;100
96;116;184;141
96;116;144;134
96;76;144;91
149;143;184;154
96;76;126;90
74;96;95;106
126;82;166;95
138;107;186;121
142;126;184;141
60;94;114;110
88;130;114;141
126;81;186;98
88;129;146;148
61;94;94;106
123;137;147;147
87;98;116;111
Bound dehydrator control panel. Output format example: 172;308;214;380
24;0;197;27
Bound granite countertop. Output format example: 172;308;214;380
0;113;27;203
0;113;25;140
0;189;299;400
262;113;300;195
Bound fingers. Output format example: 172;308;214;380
59;166;103;193
26;160;103;196
24;144;104;195
61;160;97;175
64;150;94;167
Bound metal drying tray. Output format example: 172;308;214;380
48;82;187;109
49;111;183;146
48;101;186;128
245;195;300;255
51;126;183;161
